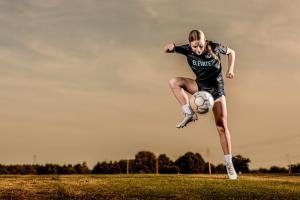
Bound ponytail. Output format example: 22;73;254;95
206;41;220;61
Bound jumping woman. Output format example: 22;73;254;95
164;30;237;180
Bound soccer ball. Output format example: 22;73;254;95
190;91;214;114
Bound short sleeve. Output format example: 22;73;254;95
174;44;189;56
211;42;228;55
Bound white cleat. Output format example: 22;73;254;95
176;113;198;128
225;162;238;180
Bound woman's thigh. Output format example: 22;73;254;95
212;95;228;125
175;77;199;95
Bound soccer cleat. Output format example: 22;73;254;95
225;162;238;180
176;113;198;128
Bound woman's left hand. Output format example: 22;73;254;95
226;71;234;79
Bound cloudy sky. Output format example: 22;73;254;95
0;0;299;169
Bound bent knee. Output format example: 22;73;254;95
169;77;182;88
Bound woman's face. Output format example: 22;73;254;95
190;39;206;55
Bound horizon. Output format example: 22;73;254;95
1;0;299;169
1;150;295;171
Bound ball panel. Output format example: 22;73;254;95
190;91;214;114
194;97;205;106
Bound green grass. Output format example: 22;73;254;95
0;174;299;199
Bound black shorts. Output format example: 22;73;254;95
195;76;225;100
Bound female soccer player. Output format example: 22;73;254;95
164;30;237;180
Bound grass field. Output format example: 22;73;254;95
0;174;299;200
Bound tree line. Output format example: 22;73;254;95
0;151;299;175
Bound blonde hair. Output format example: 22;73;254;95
188;30;219;61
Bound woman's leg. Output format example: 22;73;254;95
212;95;237;179
168;77;198;106
212;96;231;155
168;77;199;128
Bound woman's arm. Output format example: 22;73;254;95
164;43;175;53
226;48;235;79
164;43;189;55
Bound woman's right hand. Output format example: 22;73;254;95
164;43;175;53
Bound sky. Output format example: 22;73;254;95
0;0;299;169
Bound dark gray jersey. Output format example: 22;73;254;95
172;41;228;85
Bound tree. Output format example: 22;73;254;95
290;163;300;173
134;151;157;173
92;161;122;174
36;164;59;174
158;154;172;172
158;154;173;166
7;165;26;174
158;154;179;174
109;161;122;174
269;166;288;173
92;161;109;174
175;152;205;174
232;155;251;173
257;168;269;173
215;164;226;173
23;165;37;174
118;160;127;173
0;164;8;174
59;164;76;174
74;162;90;174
